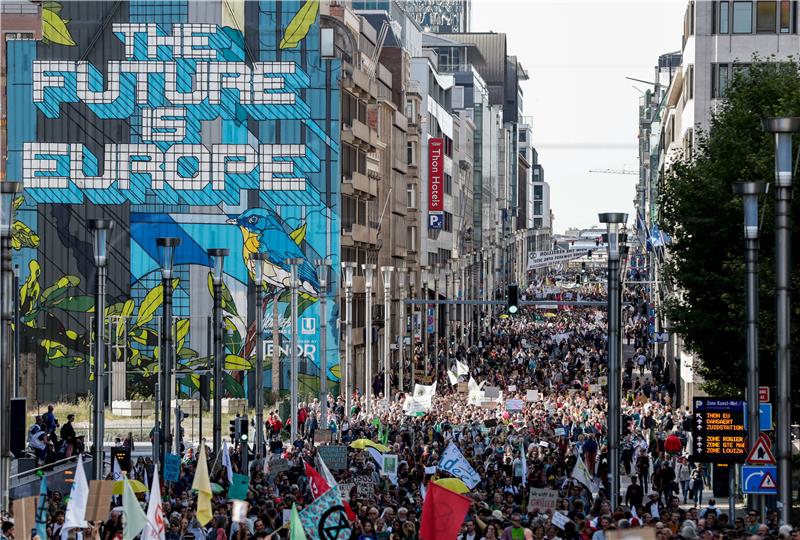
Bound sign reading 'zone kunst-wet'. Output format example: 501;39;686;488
25;23;327;205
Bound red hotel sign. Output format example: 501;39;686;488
428;137;444;212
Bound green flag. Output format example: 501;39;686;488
289;503;307;540
123;477;147;540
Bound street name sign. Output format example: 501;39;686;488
692;398;747;463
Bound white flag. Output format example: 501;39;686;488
62;455;89;539
222;441;234;483
438;442;481;489
456;360;469;376
447;369;459;386
112;456;123;481
570;456;594;492
142;465;165;540
316;454;338;489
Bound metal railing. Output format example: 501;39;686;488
10;453;85;480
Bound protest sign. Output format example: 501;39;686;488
554;427;566;437
506;399;524;411
354;476;374;498
508;385;517;392
86;481;115;522
598;376;608;386
527;488;559;513
314;429;332;444
608;529;657;540
268;458;290;476
232;500;249;523
163;453;181;483
484;386;500;399
551;511;572;530
438;442;481;489
318;445;348;470
526;390;540;402
457;382;469;393
589;384;601;394
483;418;498;428
228;473;250;501
382;454;398;476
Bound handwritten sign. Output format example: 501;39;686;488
484;386;500;399
589;384;601;394
318;445;348;470
228;473;250;501
314;429;332;444
526;390;539;402
354;476;374;499
554;427;566;437
268;457;290;476
163;453;181;483
506;399;524;411
528;488;559;513
551;511;572;530
508;385;517;392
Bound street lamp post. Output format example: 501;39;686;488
156;237;181;464
381;266;393;400
599;212;627;510
342;263;356;420
732;181;767;513
208;247;228;455
398;264;407;393
363;264;375;413
444;265;451;368
409;270;417;389
763;116;800;524
433;265;441;380
315;258;331;428
287;258;302;442
250;252;268;456
89;219;113;481
421;266;430;376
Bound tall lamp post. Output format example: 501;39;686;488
398;263;407;393
342;263;356;420
381;266;393;399
363;264;375;413
433;265;441;379
287;258;302;442
0;182;20;511
599;212;627;509
763;116;800;524
250;252;268;456
208;247;228;455
315;258;331;428
89;219;113;480
156;237;180;463
422;267;430;376
732;181;767;512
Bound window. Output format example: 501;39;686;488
733;1;753;32
406;141;417;166
444;212;453;232
342;195;356;231
712;63;730;98
444;173;453;195
718;1;730;32
408;226;417;252
406;184;416;208
687;64;694;99
779;0;791;31
757;0;777;31
534;201;543;216
534;185;543;200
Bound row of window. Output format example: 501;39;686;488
713;0;796;34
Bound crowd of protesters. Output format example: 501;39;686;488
8;273;797;540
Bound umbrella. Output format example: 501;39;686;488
192;483;224;494
112;479;147;495
349;439;390;452
433;478;470;494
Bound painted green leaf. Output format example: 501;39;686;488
177;348;199;360
12;196;24;211
49;356;82;368
222;371;244;398
175;318;190;347
279;0;318;49
40;275;80;306
283;294;316;319
20;260;41;315
224;354;252;371
42;7;76;46
134;283;164;328
224;317;242;355
131;327;159;346
43;1;63;14
41;339;67;359
55;295;95;312
289;223;306;245
206;272;238;316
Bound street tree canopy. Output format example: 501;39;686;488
660;59;800;399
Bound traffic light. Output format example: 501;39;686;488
596;237;600;246
238;416;249;443
229;416;239;442
506;285;519;315
587;250;593;259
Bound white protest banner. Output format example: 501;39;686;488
508;385;517;392
589;384;601;394
552;511;572;530
438;442;481;489
484;386;500;399
505;399;524;411
527;488;559;513
526;390;540;402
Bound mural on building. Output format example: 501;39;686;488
6;0;341;402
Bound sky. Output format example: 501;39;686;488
471;0;686;233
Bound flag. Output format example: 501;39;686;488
447;369;458;385
298;489;351;540
438;442;481;489
571;456;594;492
305;461;331;499
456;359;469;376
62;455;89;538
314;456;357;522
419;482;472;540
35;475;48;540
221;441;234;484
289;503;307;540
123;477;147;540
142;465;165;540
365;447;384;470
112;456;123;481
520;440;528;487
192;445;213;526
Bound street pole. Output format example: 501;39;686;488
421;266;429;379
287;258;302;443
763;117;799;524
208;248;228;456
398;265;407;393
444;266;451;366
363;264;375;414
434;265;440;381
342;263;356;420
599;212;627;509
381;266;393;400
156;237;180;466
89;219;113;481
315;259;330;429
733;182;767;513
251;252;268;456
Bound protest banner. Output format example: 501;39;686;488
163;453;181;483
484;386;500;399
268;458;290;476
506;399;524;411
438;442;481;489
552;511;572;530
508;385;517;392
527;488;559;513
317;445;348;470
526;390;540;402
589;384;601;394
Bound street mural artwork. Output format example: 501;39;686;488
5;0;341;401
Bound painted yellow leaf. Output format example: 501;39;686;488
279;0;318;49
42;8;76;46
134;284;164;328
330;364;341;379
224;354;252;370
289;223;306;245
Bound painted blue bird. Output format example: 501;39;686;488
227;208;319;298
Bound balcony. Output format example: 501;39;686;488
342;119;377;151
393;110;408;132
343;170;376;198
352;223;378;245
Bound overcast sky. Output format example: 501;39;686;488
471;0;686;233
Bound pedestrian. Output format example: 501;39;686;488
690;465;705;507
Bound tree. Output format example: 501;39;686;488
659;59;800;400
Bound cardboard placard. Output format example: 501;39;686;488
526;390;539;402
551;511;572;530
508;385;517;392
506;399;524;411
484;386;500;399
480;400;499;409
589;384;601;394
527;487;559;513
86;480;115;522
163;452;181;483
317;445;348;471
228;473;250;501
268;458;290;476
607;529;657;540
457;382;469;393
13;496;38;539
313;429;332;444
354;476;374;499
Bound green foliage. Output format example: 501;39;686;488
659;59;800;398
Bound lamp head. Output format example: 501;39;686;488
0;182;23;237
207;248;229;285
598;213;627;261
156;237;182;279
315;257;331;288
342;262;356;288
732;182;768;239
250;252;268;286
88;219;114;268
362;263;376;286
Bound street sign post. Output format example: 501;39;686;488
759;386;770;403
743;403;773;431
692;398;747;463
742;465;778;494
745;433;775;465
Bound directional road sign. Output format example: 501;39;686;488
742;465;778;494
743;403;773;431
692;398;747;463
